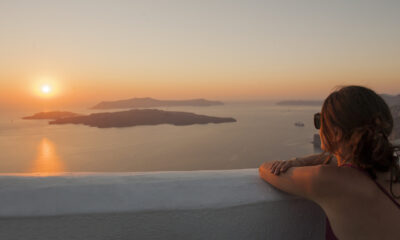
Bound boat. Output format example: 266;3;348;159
294;121;305;127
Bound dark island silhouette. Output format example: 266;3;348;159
46;109;236;128
22;111;82;120
91;97;223;109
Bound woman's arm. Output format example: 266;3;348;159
270;152;336;175
293;152;334;166
259;161;336;201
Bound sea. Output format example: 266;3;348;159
0;103;322;174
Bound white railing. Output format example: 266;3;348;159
0;169;325;240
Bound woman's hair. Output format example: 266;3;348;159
320;85;400;198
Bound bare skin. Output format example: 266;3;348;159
259;152;400;240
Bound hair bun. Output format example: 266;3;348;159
349;124;394;178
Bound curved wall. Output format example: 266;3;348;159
0;169;326;240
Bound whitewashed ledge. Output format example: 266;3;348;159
0;169;325;240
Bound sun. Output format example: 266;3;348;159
41;85;52;94
32;77;61;98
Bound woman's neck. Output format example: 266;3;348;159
335;153;348;166
334;146;353;166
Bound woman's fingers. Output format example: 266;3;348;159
280;161;291;173
270;161;276;173
274;161;284;175
270;160;293;175
270;161;279;173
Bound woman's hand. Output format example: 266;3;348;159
262;153;334;176
269;159;297;175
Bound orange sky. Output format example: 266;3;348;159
1;1;399;110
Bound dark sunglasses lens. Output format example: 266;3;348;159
314;113;321;129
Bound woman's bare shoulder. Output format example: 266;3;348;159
312;165;373;201
316;164;367;181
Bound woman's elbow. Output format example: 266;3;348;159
258;162;271;181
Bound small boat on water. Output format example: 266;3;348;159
294;121;305;127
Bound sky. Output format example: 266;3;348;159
0;0;399;110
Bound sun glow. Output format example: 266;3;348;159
31;77;62;99
41;84;52;94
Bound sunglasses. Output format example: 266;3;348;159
314;112;321;130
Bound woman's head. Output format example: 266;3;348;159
319;86;398;176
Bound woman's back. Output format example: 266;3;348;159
319;165;400;240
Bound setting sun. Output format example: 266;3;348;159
30;78;61;99
41;85;51;94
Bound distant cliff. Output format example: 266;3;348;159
392;118;400;141
391;105;400;140
49;109;236;128
391;105;400;118
312;134;322;150
91;97;223;109
277;94;400;107
381;94;400;107
22;111;81;120
276;100;323;106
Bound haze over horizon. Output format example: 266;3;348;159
1;0;400;110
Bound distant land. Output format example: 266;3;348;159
44;109;236;128
391;105;400;118
91;97;223;109
276;100;323;106
393;118;400;140
391;106;400;140
380;94;400;107
278;94;400;107
22;111;81;120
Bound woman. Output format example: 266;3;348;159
259;86;400;240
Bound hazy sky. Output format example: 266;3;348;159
1;0;399;109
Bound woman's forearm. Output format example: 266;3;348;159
291;152;332;167
268;152;335;175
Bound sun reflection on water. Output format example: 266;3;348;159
30;138;66;175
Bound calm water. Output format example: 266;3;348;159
0;103;321;174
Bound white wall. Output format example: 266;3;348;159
0;169;326;240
